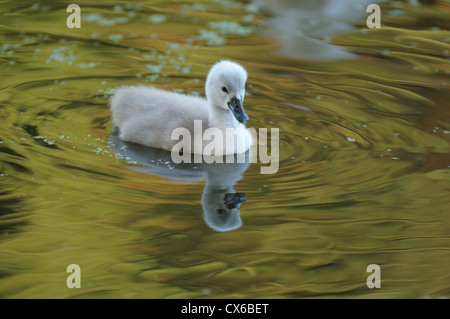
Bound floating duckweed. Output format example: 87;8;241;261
208;21;253;36
146;64;163;73
192;30;225;46
23;37;35;43
181;3;209;11
91;32;102;39
245;3;259;13
103;88;115;96
102;16;129;26
83;13;103;23
201;288;212;296
125;3;141;11
93;147;107;155
145;74;159;82
388;9;405;16
147;14;166;24
109;34;124;42
166;42;182;50
46;46;79;65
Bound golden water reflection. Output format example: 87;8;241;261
0;0;449;298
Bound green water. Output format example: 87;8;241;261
0;0;449;298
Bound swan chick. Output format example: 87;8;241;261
110;60;252;155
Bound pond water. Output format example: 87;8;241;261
0;0;449;298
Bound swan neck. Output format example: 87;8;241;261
208;103;240;129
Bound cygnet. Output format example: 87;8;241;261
110;60;252;155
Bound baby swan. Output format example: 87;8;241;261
110;60;252;155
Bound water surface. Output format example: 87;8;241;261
0;0;449;298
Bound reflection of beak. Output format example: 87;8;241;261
227;97;249;124
224;192;246;209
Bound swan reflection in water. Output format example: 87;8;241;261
253;0;380;60
110;132;250;232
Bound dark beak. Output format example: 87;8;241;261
227;97;249;124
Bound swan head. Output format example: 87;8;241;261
205;60;249;124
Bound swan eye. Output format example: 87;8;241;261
221;86;228;93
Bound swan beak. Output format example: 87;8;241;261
228;97;249;124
